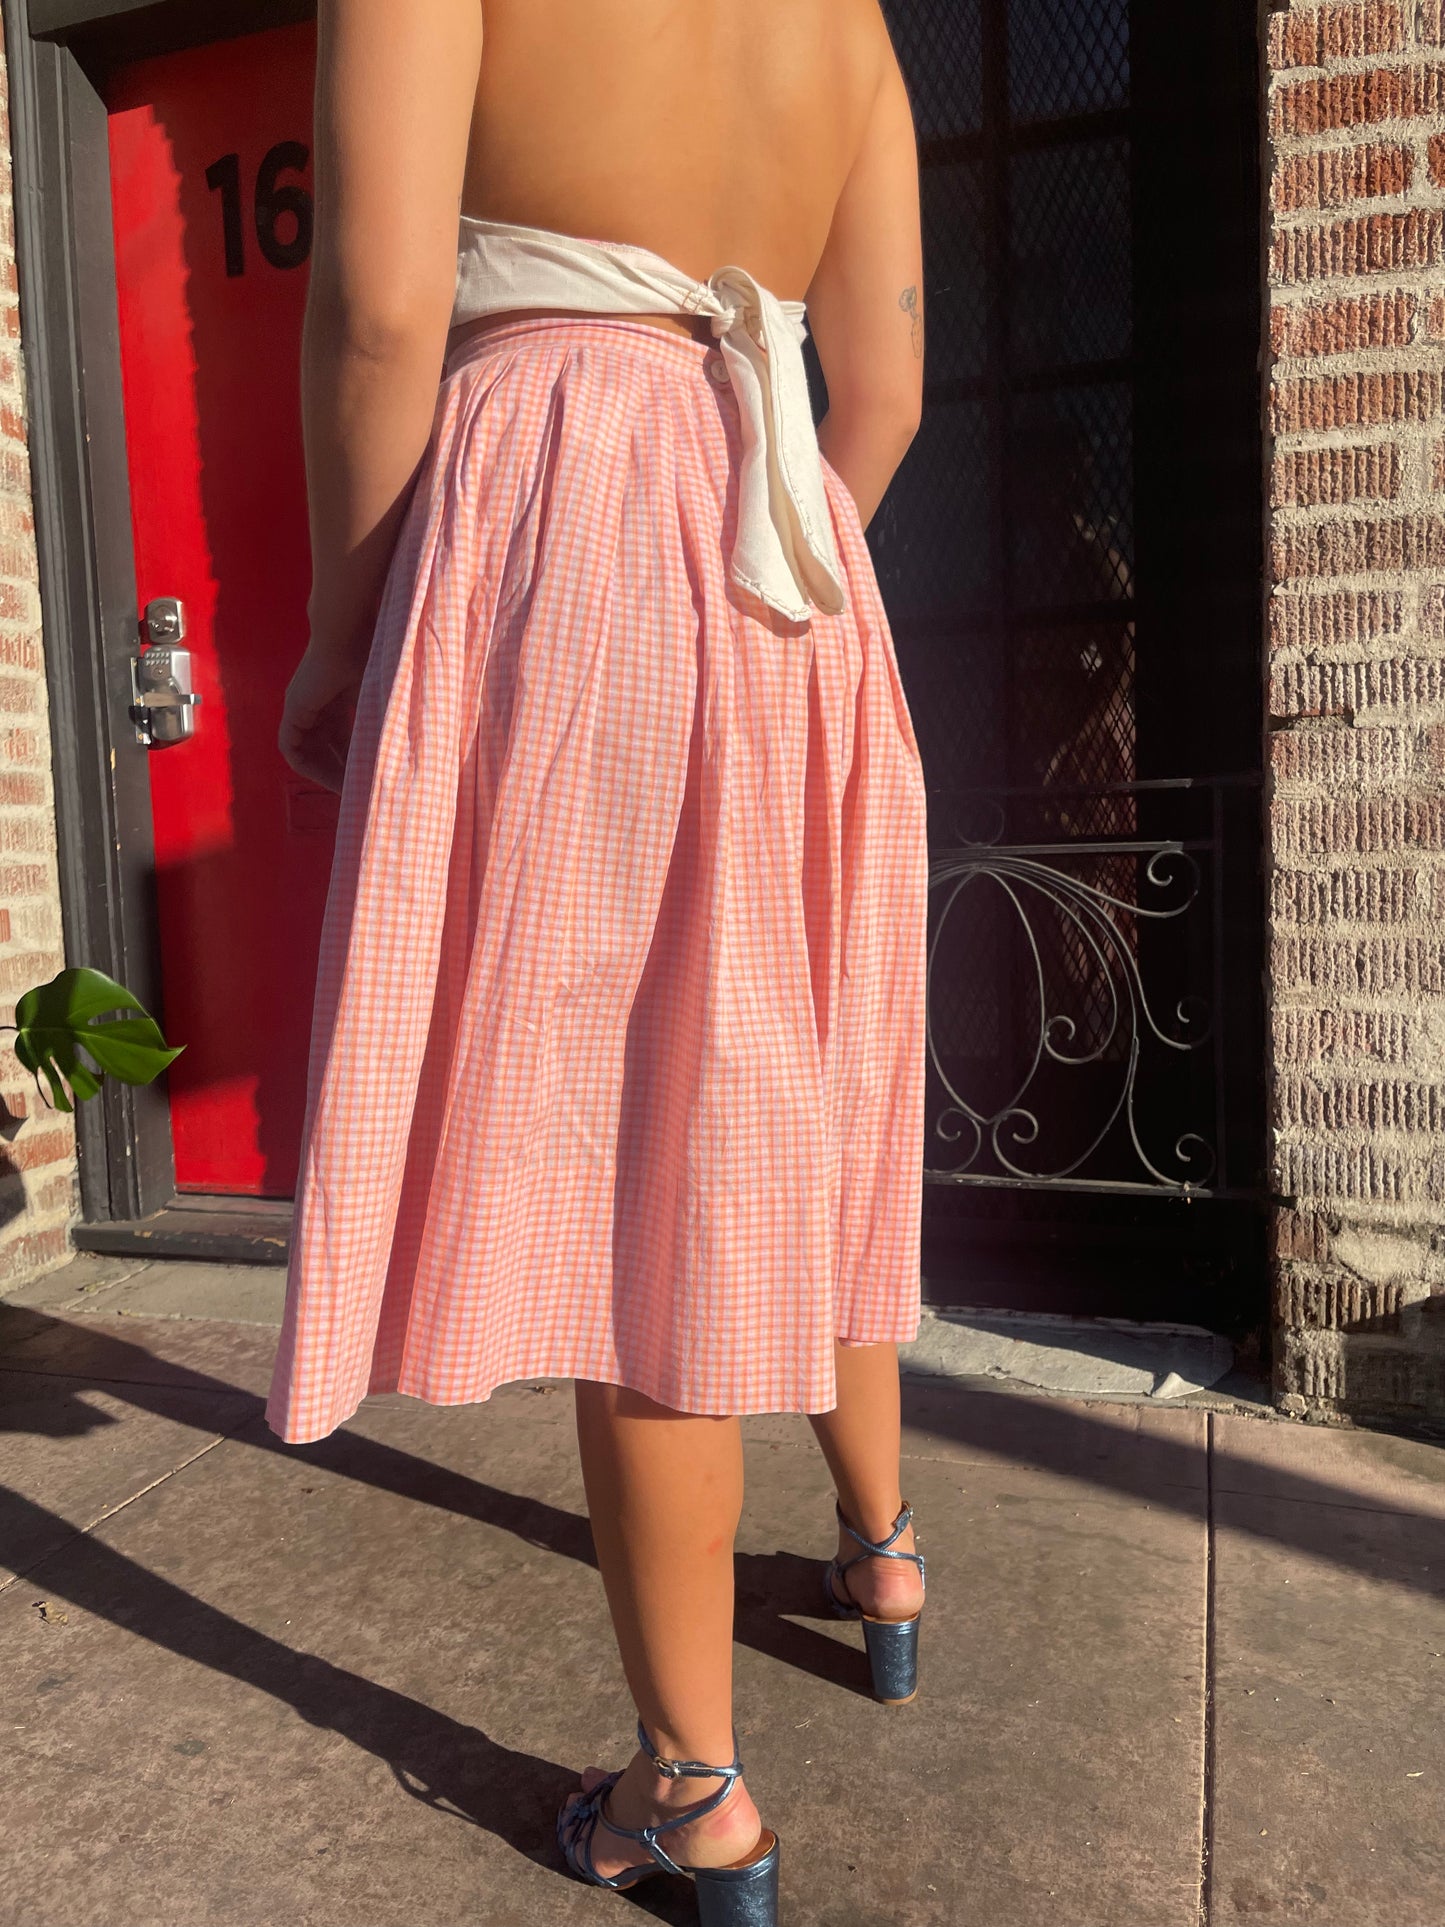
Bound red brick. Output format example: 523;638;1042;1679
1275;1075;1445;1133
1270;792;1445;853
1270;1205;1333;1264
1271;290;1415;356
0;1126;77;1175
1276;931;1445;996
0;446;30;494
0;770;47;807
0;816;53;855
0;729;45;766
1269;654;1445;717
1274;1267;1411;1330
1272;1005;1412;1063
1269;587;1404;651
1270;369;1440;432
1270;721;1415;783
0;677;39;717
1272;512;1445;579
1272;63;1445;139
1426;0;1445;42
0;862;54;898
1272;1139;1425;1206
1272;442;1400;505
0;1225;75;1281
0;631;41;675
1272;142;1411;212
0;951;63;1000
30;1170;77;1217
1268;1;1405;67
0;535;38;581
1272;209;1445;283
1271;864;1421;923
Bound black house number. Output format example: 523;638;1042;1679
205;143;313;277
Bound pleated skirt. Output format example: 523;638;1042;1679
263;315;929;1445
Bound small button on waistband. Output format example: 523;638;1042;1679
706;353;731;386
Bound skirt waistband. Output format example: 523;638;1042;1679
443;312;717;381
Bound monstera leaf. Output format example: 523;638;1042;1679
11;966;185;1113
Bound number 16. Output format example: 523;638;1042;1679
205;143;313;278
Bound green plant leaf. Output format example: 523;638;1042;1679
12;966;185;1113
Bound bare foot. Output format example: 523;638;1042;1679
560;1748;766;1884
828;1511;924;1621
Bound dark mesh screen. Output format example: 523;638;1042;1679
841;0;1266;1291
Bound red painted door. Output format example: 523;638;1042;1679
103;23;327;1196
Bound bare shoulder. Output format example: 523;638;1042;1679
825;0;910;163
842;0;905;96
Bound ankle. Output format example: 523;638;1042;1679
608;1751;762;1864
629;1755;733;1812
838;1492;907;1544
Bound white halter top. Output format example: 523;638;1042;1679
453;217;846;624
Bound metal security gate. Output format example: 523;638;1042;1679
865;0;1268;1332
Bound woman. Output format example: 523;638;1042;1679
267;0;928;1918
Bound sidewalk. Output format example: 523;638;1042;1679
3;1254;1443;1927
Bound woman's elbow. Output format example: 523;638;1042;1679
865;392;924;465
304;265;449;363
830;383;923;451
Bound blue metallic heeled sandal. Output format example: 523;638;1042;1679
556;1715;780;1926
823;1497;926;1703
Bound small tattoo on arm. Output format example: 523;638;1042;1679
899;285;923;359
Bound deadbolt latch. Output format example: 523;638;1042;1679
130;597;202;748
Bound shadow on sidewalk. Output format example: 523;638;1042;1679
3;1294;1444;1892
4;1297;1444;1601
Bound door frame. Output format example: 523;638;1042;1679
5;0;311;1257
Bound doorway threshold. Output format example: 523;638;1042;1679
902;1304;1245;1404
71;1193;291;1265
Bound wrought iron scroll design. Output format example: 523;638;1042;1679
923;779;1234;1196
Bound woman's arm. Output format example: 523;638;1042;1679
280;0;481;787
303;0;482;656
805;9;924;531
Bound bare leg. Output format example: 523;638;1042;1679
807;1340;925;1620
566;1379;766;1879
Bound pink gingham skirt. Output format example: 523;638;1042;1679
264;316;929;1444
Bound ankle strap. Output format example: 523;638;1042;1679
605;1718;744;1878
635;1716;742;1785
834;1498;926;1587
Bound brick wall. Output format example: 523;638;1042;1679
1267;0;1445;1420
0;12;79;1283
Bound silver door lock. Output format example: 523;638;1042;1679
130;597;202;748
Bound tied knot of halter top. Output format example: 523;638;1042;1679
453;217;846;623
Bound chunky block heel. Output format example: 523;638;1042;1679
823;1498;926;1703
694;1831;781;1926
557;1715;780;1925
861;1611;920;1703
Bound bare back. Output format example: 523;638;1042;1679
462;0;892;300
304;0;923;628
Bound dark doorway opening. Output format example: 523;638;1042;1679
869;0;1267;1336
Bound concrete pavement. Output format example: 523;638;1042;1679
2;1254;1443;1926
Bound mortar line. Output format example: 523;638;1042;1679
1199;1409;1218;1927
